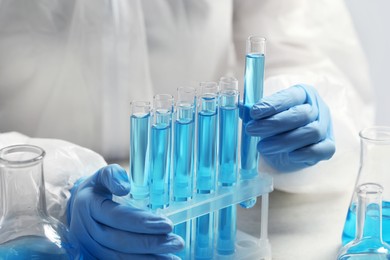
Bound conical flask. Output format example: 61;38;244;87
0;145;81;259
337;183;390;259
342;126;390;245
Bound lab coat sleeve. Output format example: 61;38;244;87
233;0;375;193
0;132;107;223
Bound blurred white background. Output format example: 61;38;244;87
345;0;390;125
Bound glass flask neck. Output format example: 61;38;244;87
0;145;49;244
355;183;384;242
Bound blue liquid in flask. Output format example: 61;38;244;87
130;114;150;200
342;201;390;245
0;236;76;259
149;120;171;210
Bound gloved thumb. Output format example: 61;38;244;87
93;164;131;196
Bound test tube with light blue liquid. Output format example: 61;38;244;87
172;87;196;259
173;87;196;201
129;101;151;204
217;77;239;255
240;36;266;208
149;94;174;210
195;82;218;260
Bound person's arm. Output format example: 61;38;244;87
233;0;375;193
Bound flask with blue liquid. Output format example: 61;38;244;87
0;145;81;259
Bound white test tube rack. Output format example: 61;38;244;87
118;173;273;260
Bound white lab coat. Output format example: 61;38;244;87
0;0;374;220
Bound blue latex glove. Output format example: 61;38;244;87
245;84;335;172
67;164;184;259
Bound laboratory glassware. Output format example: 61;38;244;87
195;81;218;260
0;145;81;259
342;126;390;245
337;183;390;260
240;35;266;208
173;87;196;201
149;94;174;210
173;86;196;259
129;101;151;203
217;76;239;255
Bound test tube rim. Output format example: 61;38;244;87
246;35;266;55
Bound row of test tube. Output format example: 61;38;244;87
129;35;266;259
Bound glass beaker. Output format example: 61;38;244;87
0;144;81;259
342;126;390;245
338;183;390;259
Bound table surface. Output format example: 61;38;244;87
237;189;352;260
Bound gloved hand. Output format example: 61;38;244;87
245;84;335;172
67;164;184;259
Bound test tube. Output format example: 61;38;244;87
173;87;196;259
217;76;239;255
196;82;218;194
149;94;174;210
173;87;196;201
129;101;151;203
195;82;218;260
240;36;266;208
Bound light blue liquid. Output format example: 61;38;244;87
240;53;264;179
195;213;214;260
196;111;218;193
240;53;265;208
243;54;265;105
342;201;390;245
173;116;195;201
174;221;192;259
217;205;237;255
149;120;171;210
218;106;238;185
0;236;77;259
217;100;238;255
195;97;217;259
130;114;150;200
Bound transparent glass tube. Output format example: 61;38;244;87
149;94;174;210
195;82;218;260
172;87;196;259
217;76;239;255
0;145;81;259
196;82;218;194
240;35;266;208
174;220;192;260
173;87;196;201
337;183;390;259
129;101;151;202
342;126;390;245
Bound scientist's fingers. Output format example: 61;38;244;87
250;85;307;119
80;225;182;259
92;164;130;196
246;103;317;138
258;121;327;154
289;139;335;164
87;194;173;234
86;220;184;254
262;139;336;172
